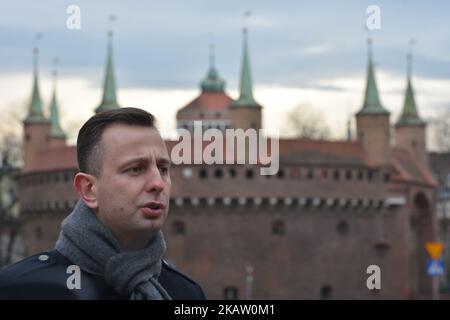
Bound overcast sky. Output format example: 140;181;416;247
1;1;450;148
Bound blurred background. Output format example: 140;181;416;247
1;0;450;299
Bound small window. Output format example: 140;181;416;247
63;172;70;182
245;169;254;179
229;168;236;178
214;168;223;178
199;169;208;179
54;172;59;183
199;112;205;119
307;169;314;180
272;220;285;236
172;220;186;236
25;134;31;141
368;170;373;182
374;242;390;257
333;170;340;181
357;171;363;181
224;286;239;300
321;169;328;179
320;286;333;300
384;173;390;183
337;221;349;236
345;170;352;180
216;112;221;118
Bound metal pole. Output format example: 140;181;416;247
444;191;450;286
433;276;439;300
245;265;253;300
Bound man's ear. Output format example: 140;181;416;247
73;172;98;210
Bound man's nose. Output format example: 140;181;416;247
144;167;165;193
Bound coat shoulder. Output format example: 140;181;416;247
0;250;77;299
0;251;63;277
160;260;207;300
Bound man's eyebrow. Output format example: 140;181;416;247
120;156;171;168
157;157;171;167
119;157;149;168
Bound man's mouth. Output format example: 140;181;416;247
140;201;165;218
143;201;165;210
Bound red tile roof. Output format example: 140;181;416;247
278;138;374;166
391;147;437;186
179;91;234;111
22;138;437;188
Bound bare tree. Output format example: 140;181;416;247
0;131;23;168
429;109;450;152
283;103;331;139
0;154;24;268
0;104;25;267
0;103;25;167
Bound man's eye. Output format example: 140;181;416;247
159;166;169;174
128;166;144;174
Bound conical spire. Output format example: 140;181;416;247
231;14;260;108
200;37;226;92
95;18;120;113
357;37;389;115
24;34;48;124
49;58;66;139
396;42;425;127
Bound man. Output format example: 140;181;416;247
0;107;206;300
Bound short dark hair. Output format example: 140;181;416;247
77;107;156;176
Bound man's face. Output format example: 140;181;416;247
93;124;171;243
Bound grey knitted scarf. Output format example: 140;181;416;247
55;199;172;300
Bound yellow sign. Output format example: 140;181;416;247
425;242;444;260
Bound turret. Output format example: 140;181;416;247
355;38;391;165
229;23;262;131
48;58;66;148
395;44;428;166
95;20;120;113
23;37;51;168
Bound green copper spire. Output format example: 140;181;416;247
396;44;425;127
49;59;66;139
357;37;389;115
231;22;260;108
200;39;226;92
95;20;120;113
24;35;48;124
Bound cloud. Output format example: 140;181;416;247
298;45;332;56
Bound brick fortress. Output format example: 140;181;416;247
18;28;438;299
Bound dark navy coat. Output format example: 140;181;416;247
0;250;206;300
